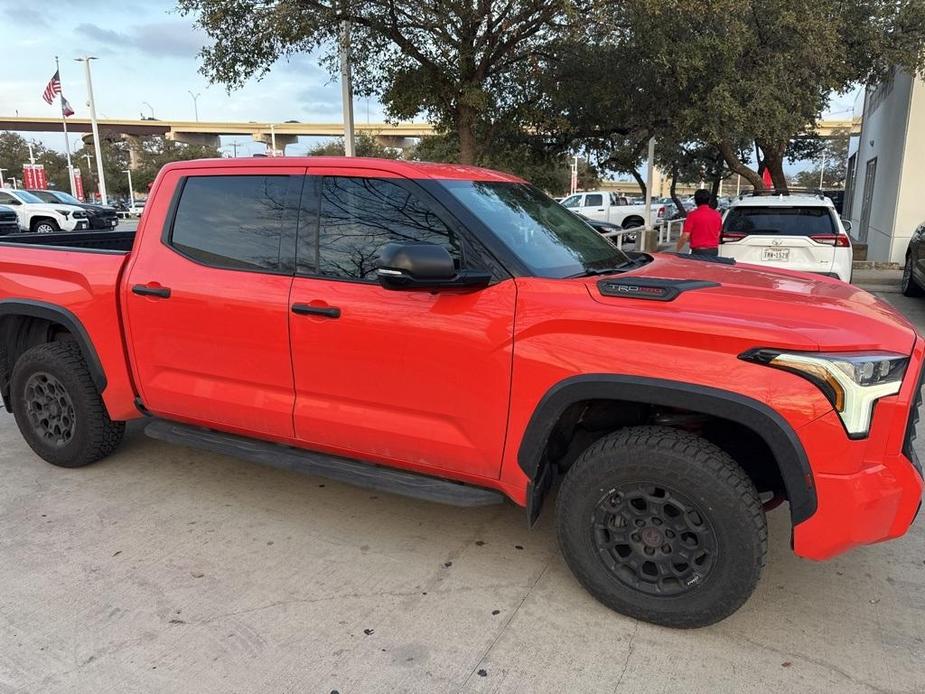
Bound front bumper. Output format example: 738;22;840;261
89;215;119;229
792;338;924;560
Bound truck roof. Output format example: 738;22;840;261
159;156;526;183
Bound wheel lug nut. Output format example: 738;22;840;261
652;517;662;526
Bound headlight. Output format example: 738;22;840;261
72;211;87;218
56;209;70;218
740;349;909;438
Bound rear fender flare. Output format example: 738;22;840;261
0;300;106;408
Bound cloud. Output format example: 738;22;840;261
72;20;207;59
5;7;49;29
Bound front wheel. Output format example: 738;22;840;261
31;218;60;234
556;426;767;628
11;342;125;467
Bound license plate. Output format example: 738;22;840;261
762;248;790;261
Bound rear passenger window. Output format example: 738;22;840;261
170;176;292;271
584;194;603;207
311;176;461;281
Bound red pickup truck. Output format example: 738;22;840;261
0;157;921;628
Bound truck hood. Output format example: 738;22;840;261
585;254;917;354
23;203;85;215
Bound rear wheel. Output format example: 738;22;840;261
30;218;59;234
556;426;767;628
901;254;924;297
622;216;645;230
11;342;124;467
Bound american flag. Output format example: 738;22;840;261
42;70;61;105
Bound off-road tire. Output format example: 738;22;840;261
556;426;767;628
11;342;124;467
30;218;60;234
901;254;924;297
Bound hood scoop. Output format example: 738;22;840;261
597;277;720;302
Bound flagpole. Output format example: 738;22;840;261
56;56;77;198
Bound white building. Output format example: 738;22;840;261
845;70;925;262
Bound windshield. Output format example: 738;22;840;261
50;191;82;205
12;190;44;204
440;180;632;278
723;206;836;236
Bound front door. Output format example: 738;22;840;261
123;168;302;439
288;170;516;479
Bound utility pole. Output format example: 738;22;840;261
188;91;201;122
819;149;827;190
643;137;656;242
76;56;107;204
231;140;240;157
339;16;356;156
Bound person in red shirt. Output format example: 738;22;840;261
675;189;722;257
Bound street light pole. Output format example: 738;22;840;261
123;169;135;210
188;91;200;122
76;56;108;204
0;168;6;187
142;102;155;119
339;18;356;157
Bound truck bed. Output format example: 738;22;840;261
0;231;135;253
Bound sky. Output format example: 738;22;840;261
0;0;387;157
0;0;863;172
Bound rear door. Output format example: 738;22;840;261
579;192;606;220
719;205;843;275
123;167;303;439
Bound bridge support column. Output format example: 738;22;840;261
252;131;298;156
167;131;221;148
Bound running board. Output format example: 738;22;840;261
144;420;505;508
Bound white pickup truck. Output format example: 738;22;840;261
0;188;90;233
559;191;656;229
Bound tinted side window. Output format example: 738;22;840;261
561;195;581;208
584;194;603;207
170;175;292;272
0;193;17;205
315;176;461;281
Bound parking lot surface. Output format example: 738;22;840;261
0;286;923;693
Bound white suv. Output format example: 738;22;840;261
0;188;90;233
719;193;852;282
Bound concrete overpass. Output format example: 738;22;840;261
0;116;433;151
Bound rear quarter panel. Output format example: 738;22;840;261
0;245;138;420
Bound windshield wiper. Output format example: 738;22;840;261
568;256;647;278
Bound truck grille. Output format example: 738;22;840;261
903;361;925;477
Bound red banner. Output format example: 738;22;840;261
73;169;84;201
22;164;47;190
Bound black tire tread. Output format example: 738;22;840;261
901;255;924;297
11;341;124;467
556;425;767;628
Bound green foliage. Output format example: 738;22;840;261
306;132;400;158
792;130;851;189
177;0;576;163
0;132;70;190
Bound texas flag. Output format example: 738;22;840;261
60;95;75;117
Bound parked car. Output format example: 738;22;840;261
559;190;657;228
0;157;920;629
901;220;925;296
0;188;89;233
27;189;119;230
575;213;635;244
719;193;853;282
0;205;19;235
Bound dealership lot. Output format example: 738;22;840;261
0;289;922;694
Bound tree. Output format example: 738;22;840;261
602;0;925;191
178;0;577;164
306;132;400;158
792;130;850;189
0;132;70;190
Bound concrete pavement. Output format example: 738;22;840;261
0;286;923;693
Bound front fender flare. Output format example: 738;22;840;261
519;374;817;527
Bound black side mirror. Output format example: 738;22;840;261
377;242;491;291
